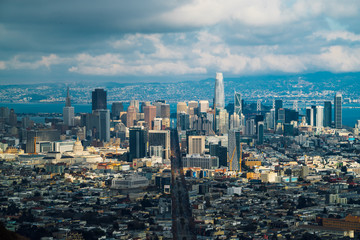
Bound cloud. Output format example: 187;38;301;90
5;54;63;70
1;0;360;82
313;31;360;42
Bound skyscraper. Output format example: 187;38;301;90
257;121;264;145
148;130;170;159
228;129;241;171
334;93;342;129
274;99;283;122
324;101;332;127
144;105;156;130
127;106;137;127
188;135;205;155
96;109;110;142
234;91;241;115
199;100;209;113
63;87;74;126
316;106;324;128
92;88;107;111
129;126;147;161
111;102;123;120
214;72;225;109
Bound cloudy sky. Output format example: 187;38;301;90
1;0;360;83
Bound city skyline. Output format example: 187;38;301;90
1;1;360;84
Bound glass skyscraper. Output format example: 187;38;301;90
334;93;342;129
214;72;225;109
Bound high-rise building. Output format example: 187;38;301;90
111;102;123;120
127;106;137;127
96;109;110;142
161;104;170;119
316;106;324;128
148;130;170;159
188;135;205;155
199;100;209;113
177;102;188;114
63;87;74;126
324;101;332;127
92;88;107;111
306;107;314;126
144;105;156;130
154;100;165;117
334;93;342;129
129;126;147;161
153;118;163;130
311;105;317;126
245;118;255;135
8;109;17;127
188;101;198;115
234;91;242;115
228;129;241;171
274;99;283;122
230;113;240;130
130;100;140;112
178;112;190;130
257;121;264;145
140;101;151;113
214;108;228;134
214;72;225;109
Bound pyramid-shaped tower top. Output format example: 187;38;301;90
65;86;71;107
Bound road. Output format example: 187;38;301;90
171;129;197;240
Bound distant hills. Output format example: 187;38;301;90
0;72;359;103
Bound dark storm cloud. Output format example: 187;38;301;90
0;0;360;83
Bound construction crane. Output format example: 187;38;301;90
228;142;244;172
31;136;39;155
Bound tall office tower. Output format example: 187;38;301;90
153;118;163;130
245;118;255;135
178;112;190;130
334;93;342;129
154;100;166;117
129;126;147;161
188;135;206;155
316;106;324;128
214;108;228;134
230;113;240;130
228;129;241;171
324;101;332;127
269;108;275;129
111;102;123;120
199;100;209;113
127;106;137;127
130;100;140;112
214;72;225;109
311;105;317;126
92;88;107;111
257;121;264;144
148;130;170;159
278;108;285;124
161;104;170;119
96;109;110;142
63;87;75;126
140;101;151;113
177;102;188;114
193;113;212;135
188;101;199;115
8;109;17;127
144;105;156;130
234;91;242;115
274;99;283;122
306;107;313;125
